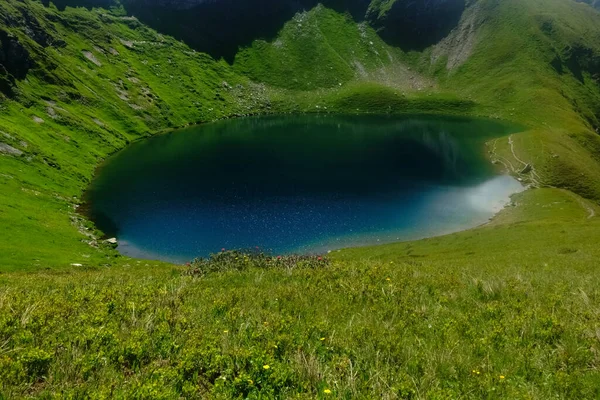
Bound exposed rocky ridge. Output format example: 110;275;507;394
430;1;483;71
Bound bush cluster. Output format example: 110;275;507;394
185;249;329;277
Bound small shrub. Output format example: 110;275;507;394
20;348;53;381
184;250;329;277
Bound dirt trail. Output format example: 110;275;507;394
493;137;596;219
489;136;540;185
563;190;597;219
507;135;542;186
508;135;527;167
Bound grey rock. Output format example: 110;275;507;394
0;142;23;156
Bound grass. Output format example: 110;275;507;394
1;0;600;397
1;189;600;398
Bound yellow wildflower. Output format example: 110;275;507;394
324;389;332;394
320;337;326;341
500;375;505;380
223;330;228;333
263;365;270;370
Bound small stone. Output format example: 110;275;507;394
92;118;105;127
106;237;118;244
82;50;102;67
0;142;23;156
71;263;83;267
47;107;57;118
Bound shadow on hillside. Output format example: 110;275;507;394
42;0;466;61
44;0;370;63
367;0;466;52
123;0;375;63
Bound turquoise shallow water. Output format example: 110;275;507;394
85;114;523;263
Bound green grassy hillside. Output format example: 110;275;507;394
433;0;600;200
233;5;417;91
0;0;268;270
2;0;600;397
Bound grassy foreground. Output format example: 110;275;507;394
1;188;600;398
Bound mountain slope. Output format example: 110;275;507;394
430;0;600;199
232;5;429;91
0;0;268;269
232;0;600;200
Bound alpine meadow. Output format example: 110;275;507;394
2;0;600;398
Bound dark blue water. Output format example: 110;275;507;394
85;115;523;262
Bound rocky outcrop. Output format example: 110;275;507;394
430;1;483;70
0;142;23;156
